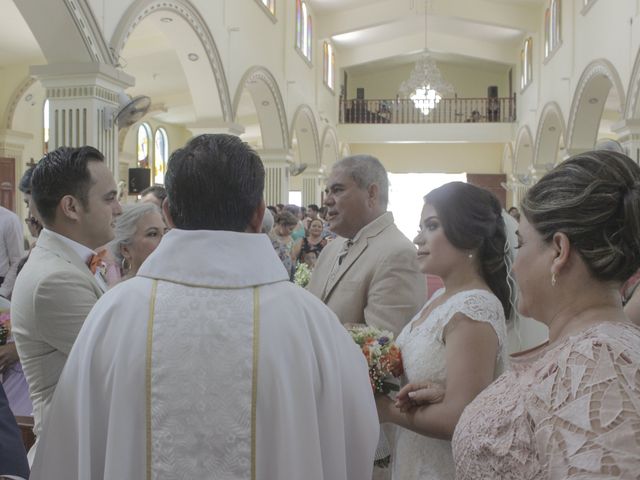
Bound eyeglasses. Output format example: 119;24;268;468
24;217;39;226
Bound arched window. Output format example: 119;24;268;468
43;99;49;153
323;42;335;91
544;0;561;59
520;37;533;90
137;123;152;168
154;128;168;185
257;0;275;17
295;0;312;62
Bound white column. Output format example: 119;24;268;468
612;119;640;163
301;167;323;206
30;63;135;181
257;149;292;206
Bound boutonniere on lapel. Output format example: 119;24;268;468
88;250;108;277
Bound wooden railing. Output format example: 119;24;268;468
339;95;517;124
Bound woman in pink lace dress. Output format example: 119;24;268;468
452;150;640;479
376;182;511;479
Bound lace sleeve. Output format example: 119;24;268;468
529;335;640;479
438;291;506;349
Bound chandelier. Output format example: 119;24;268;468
398;0;454;115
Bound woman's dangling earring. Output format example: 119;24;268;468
551;272;557;287
121;257;131;273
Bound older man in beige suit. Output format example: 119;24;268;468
11;146;121;460
308;154;425;336
308;154;425;478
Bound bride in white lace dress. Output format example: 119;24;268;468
376;182;511;479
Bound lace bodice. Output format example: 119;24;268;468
397;288;508;386
392;289;508;480
453;322;640;480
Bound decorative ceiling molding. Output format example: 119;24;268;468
319;125;339;166
64;0;116;65
513;125;534;175
290;104;321;167
110;0;232;122
4;76;37;130
533;101;566;167
565;59;625;151
233;66;289;150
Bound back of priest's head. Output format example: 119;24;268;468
164;134;265;232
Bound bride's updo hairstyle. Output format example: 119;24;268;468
521;150;640;284
424;182;511;319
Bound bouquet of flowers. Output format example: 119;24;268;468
0;311;10;346
347;325;403;394
293;262;312;288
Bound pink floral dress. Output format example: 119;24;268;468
453;322;640;479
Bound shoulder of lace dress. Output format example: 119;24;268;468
529;322;640;478
437;290;507;346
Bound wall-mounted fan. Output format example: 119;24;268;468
115;95;151;128
104;94;151;130
288;163;308;176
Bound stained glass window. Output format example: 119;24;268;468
43;99;49;153
520;37;533;90
154;128;168;185
323;42;335;90
544;0;561;58
137;123;152;168
296;0;312;62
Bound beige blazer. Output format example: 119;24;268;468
11;229;104;438
308;212;426;337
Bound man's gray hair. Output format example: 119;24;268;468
333;154;389;208
109;202;161;264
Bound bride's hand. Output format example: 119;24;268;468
395;382;445;412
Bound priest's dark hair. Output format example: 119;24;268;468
31;146;105;224
165;134;265;231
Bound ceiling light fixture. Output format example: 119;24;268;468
160;17;173;23
588;97;599;104
398;0;454;116
187;53;199;61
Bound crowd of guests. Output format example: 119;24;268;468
0;135;639;479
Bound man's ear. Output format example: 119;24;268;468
367;183;379;207
59;195;81;221
162;198;176;229
247;199;266;233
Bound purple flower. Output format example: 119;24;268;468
378;336;389;345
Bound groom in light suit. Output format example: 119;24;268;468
11;146;121;458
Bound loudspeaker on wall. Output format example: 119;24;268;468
128;168;151;195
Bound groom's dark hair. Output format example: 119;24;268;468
165;134;265;231
31;146;105;224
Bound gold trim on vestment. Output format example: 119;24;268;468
251;286;260;480
146;280;158;480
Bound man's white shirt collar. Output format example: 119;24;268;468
42;228;95;264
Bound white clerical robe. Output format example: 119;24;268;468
29;229;379;480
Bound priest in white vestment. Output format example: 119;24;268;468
30;134;378;480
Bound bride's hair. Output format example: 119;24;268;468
424;182;511;319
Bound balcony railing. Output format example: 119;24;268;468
339;95;517;124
